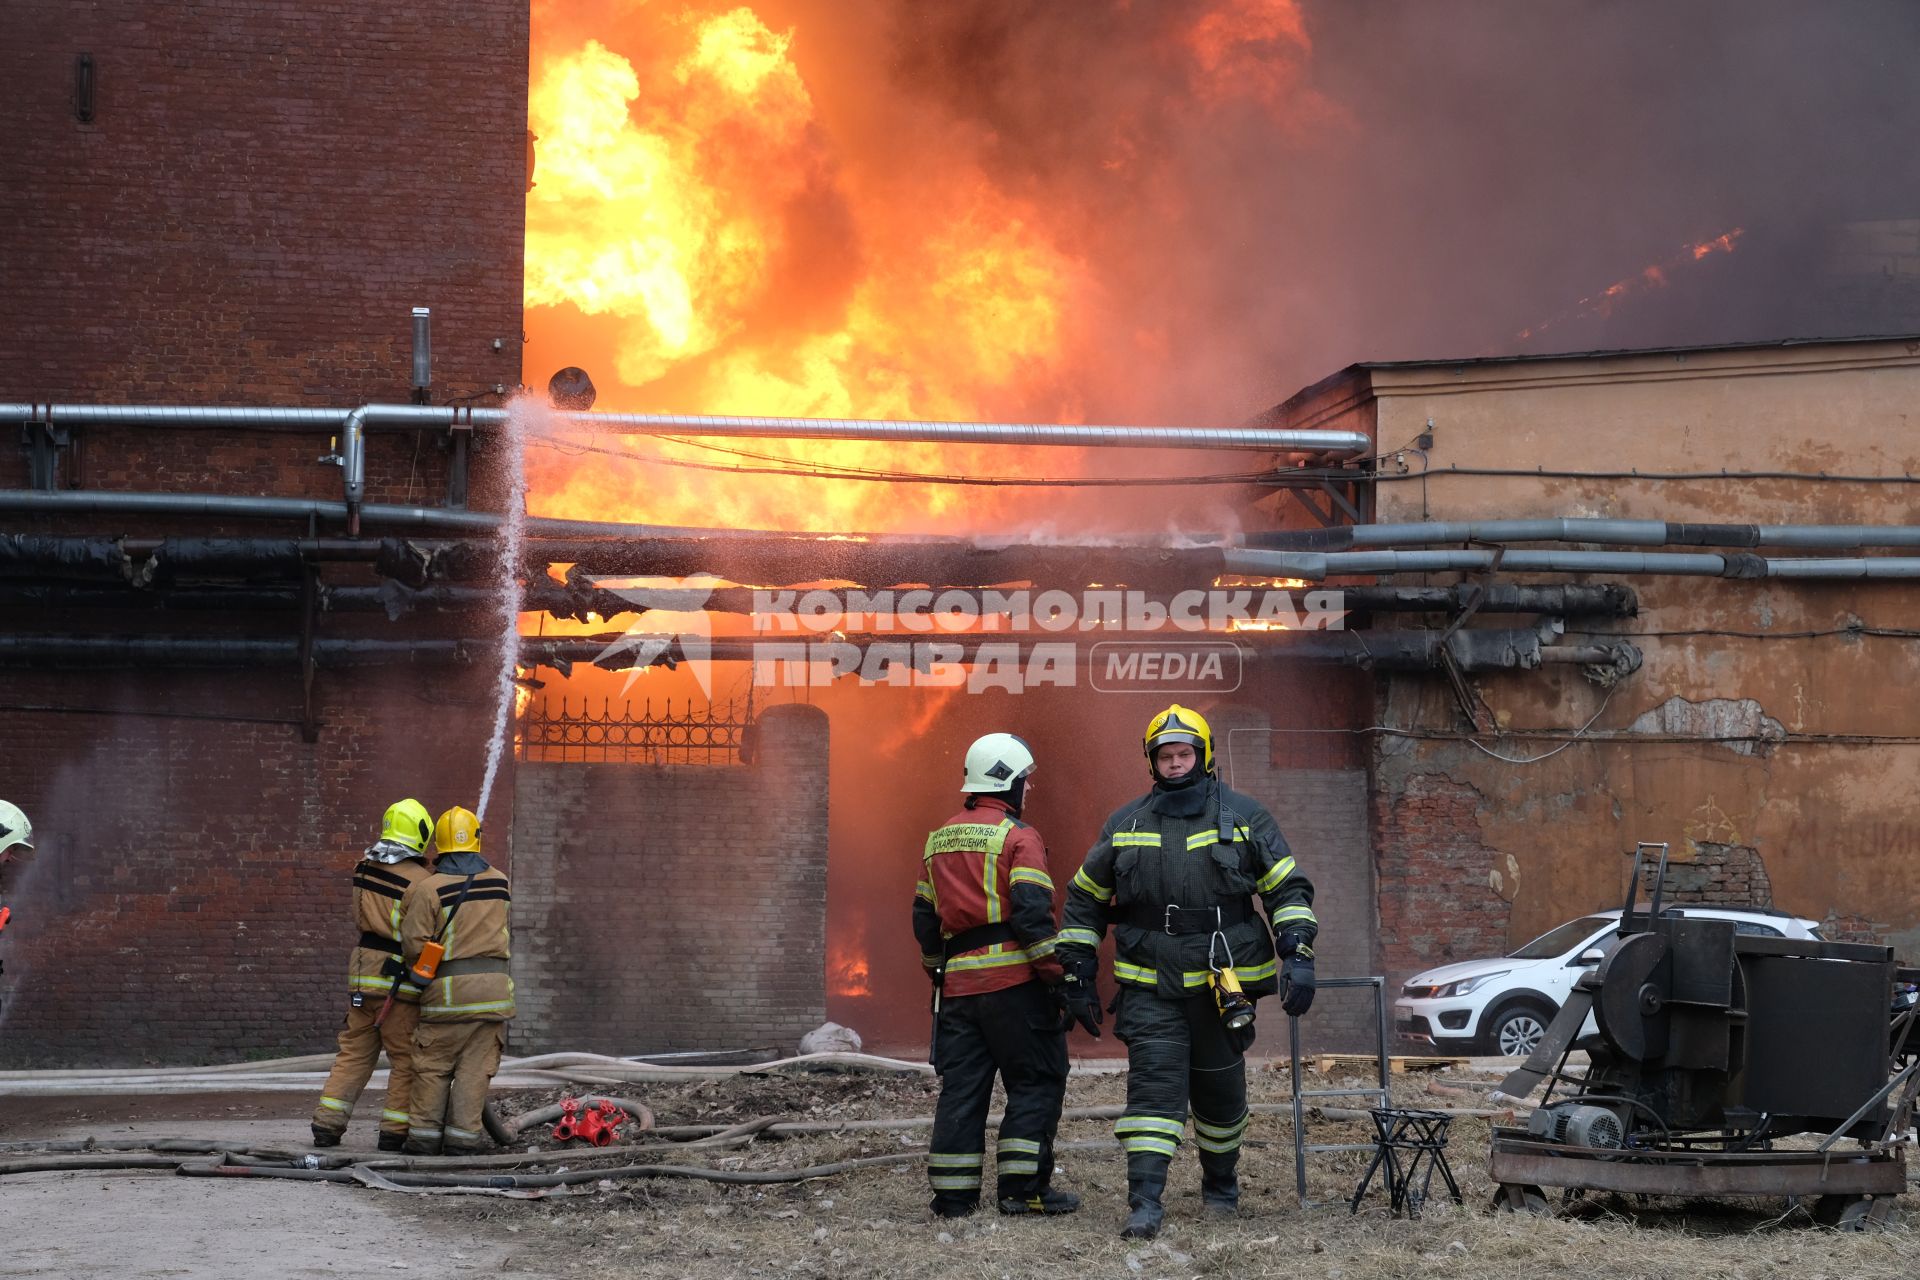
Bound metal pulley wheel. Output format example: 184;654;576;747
1491;1183;1551;1216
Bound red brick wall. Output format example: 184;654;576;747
1371;771;1511;985
1211;702;1376;1053
0;664;509;1066
0;1;528;493
0;1;528;1063
509;705;830;1054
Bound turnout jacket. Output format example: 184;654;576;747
346;848;431;1002
912;796;1064;998
1056;778;1316;1000
399;851;515;1022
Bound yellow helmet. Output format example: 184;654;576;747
434;806;482;855
1144;704;1214;776
380;798;434;853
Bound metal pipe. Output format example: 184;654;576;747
0;537;449;590
0;402;1373;456
1226;547;1920;582
534;411;1373;456
340;406;367;534
547;581;1639;621
1245;518;1920;552
0;581;1640;620
1333;583;1637;616
0;491;1222;549
0;489;497;531
410;308;432;397
0;628;1632;674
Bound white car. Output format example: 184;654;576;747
1394;906;1825;1058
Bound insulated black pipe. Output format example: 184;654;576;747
0;584;303;611
1317;584;1637;617
0;534;128;581
551;581;1637;621
0;580;1640;623
0;629;1640;674
0;535;458;587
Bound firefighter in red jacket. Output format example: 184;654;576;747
912;732;1080;1219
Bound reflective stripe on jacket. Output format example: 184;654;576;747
1057;779;1315;1000
911;797;1063;998
400;857;515;1022
347;857;431;1000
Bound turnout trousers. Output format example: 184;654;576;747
927;981;1069;1209
312;998;421;1139
1112;988;1250;1187
404;1021;506;1154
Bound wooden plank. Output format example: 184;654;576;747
1311;1054;1469;1074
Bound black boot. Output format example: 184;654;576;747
1121;1173;1167;1239
377;1132;407;1152
998;1185;1082;1215
1199;1150;1241;1216
310;1125;343;1148
930;1194;978;1219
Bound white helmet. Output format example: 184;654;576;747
0;801;33;858
961;733;1036;793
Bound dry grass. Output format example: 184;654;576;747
448;1064;1914;1279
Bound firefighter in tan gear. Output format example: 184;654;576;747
310;799;435;1149
1057;705;1317;1239
400;806;514;1156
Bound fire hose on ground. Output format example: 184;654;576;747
0;1051;938;1098
0;1100;1516;1188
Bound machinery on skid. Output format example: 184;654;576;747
1491;842;1919;1229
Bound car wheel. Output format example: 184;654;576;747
1488;1003;1553;1058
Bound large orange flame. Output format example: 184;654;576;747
524;7;1114;537
522;2;1328;1040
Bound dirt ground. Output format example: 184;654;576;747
1;1062;1913;1280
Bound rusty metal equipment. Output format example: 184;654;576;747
1492;841;1919;1228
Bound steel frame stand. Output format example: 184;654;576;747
1289;975;1391;1206
1349;1107;1463;1217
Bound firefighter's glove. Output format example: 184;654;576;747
1279;936;1316;1017
1060;974;1103;1038
379;955;408;983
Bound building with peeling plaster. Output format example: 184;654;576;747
1261;335;1920;988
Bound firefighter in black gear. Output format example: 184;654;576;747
912;732;1080;1219
1057;705;1317;1239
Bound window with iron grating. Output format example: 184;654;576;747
516;695;756;766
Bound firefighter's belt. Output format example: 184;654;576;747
943;922;1020;958
432;956;511;978
1143;903;1253;935
358;931;402;955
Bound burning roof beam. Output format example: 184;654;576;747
517;535;1227;593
